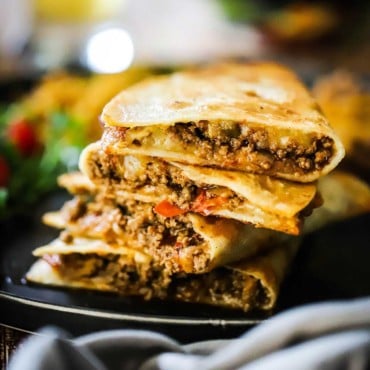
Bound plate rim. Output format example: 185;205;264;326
0;291;263;327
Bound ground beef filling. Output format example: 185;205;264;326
90;150;319;222
60;197;208;273
92;151;199;207
167;121;334;173
44;253;267;311
103;121;334;174
90;149;245;211
171;268;268;312
47;253;170;299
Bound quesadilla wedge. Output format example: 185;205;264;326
26;236;299;312
174;238;300;311
304;170;370;233
79;142;319;235
100;62;345;182
42;191;286;275
26;237;170;299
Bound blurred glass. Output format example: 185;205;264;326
0;0;32;76
30;0;128;70
0;0;31;57
34;0;125;22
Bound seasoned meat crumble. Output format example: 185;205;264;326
102;121;334;176
59;197;209;273
89;148;239;209
172;267;268;311
45;253;170;299
43;252;267;312
85;147;317;225
167;121;333;171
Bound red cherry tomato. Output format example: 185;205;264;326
7;119;40;156
0;156;10;187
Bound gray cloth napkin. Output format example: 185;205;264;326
9;297;370;370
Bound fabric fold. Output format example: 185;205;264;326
8;298;370;370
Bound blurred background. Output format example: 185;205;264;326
0;0;369;216
0;0;369;76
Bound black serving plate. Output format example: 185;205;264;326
0;191;369;343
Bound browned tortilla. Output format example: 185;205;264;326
26;236;299;312
42;193;286;275
100;62;345;182
78;142;318;235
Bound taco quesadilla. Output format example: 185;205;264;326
27;236;299;312
101;62;345;182
79;142;318;235
27;170;370;311
25;62;350;313
42;177;286;274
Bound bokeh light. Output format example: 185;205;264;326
84;27;134;73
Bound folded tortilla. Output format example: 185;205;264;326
26;236;299;312
42;191;286;275
59;169;370;237
100;62;345;182
26;170;370;312
304;171;370;233
26;237;170;299
79;142;317;235
79;142;318;235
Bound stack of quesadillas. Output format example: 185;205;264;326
27;62;346;312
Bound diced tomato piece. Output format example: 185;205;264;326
7;119;40;156
42;254;61;268
192;190;227;215
0;156;10;187
154;200;187;217
174;242;183;249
